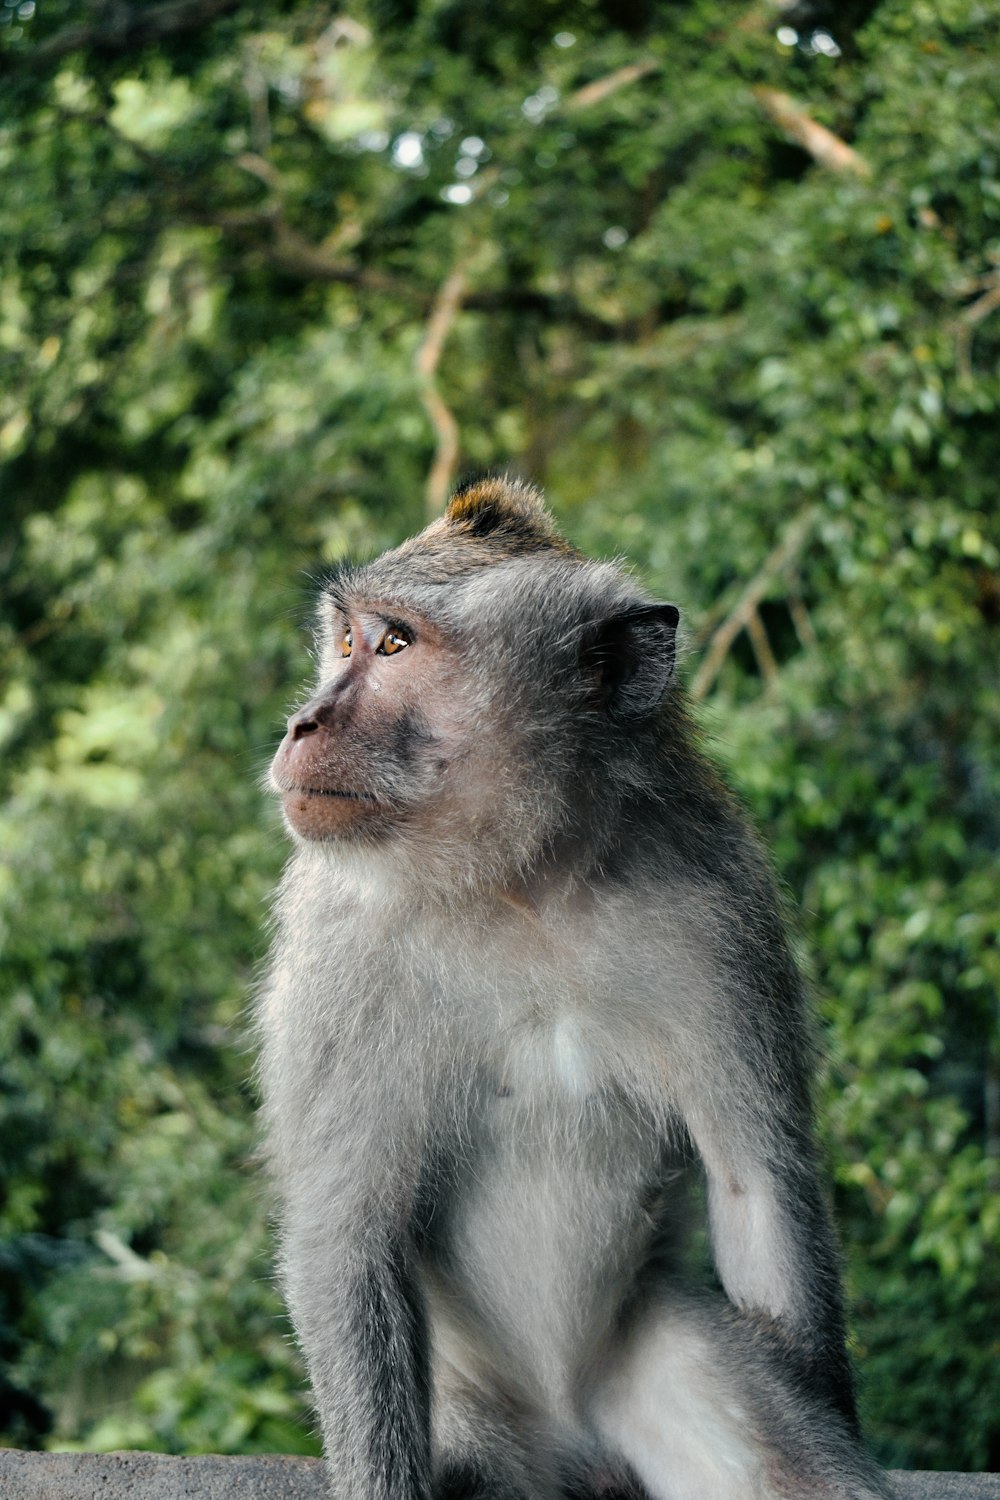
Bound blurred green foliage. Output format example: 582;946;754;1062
1;0;998;1473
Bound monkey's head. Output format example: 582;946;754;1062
269;478;680;888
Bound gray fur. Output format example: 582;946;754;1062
257;485;892;1500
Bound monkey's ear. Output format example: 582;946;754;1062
583;604;680;721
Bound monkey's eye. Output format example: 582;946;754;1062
340;628;353;658
378;628;411;656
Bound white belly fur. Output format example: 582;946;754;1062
424;1016;665;1421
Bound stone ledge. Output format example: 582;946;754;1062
1;1452;998;1499
0;1451;326;1498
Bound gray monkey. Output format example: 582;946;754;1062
258;478;893;1500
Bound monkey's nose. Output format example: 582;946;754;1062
290;717;316;742
287;706;321;740
286;684;348;740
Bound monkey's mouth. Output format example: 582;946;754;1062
285;785;379;803
278;782;392;842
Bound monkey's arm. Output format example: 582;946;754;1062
662;888;856;1421
260;982;435;1500
686;1079;855;1420
280;1165;432;1500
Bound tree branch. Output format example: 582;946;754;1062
191;203;633;333
29;0;241;62
51;66;659;339
745;606;779;686
753;87;870;178
565;60;659;112
788;590;817;649
955;269;1000;380
415;260;469;519
689;508;818;701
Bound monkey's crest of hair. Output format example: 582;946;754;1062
368;476;584;586
438;476;581;559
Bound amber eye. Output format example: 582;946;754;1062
340;628;353;658
379;628;410;656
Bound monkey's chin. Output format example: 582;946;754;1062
280;788;390;842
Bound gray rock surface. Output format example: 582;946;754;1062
898;1477;1000;1499
0;1451;327;1498
0;1452;997;1499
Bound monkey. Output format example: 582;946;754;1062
258;477;893;1500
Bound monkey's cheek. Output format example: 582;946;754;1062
280;789;390;841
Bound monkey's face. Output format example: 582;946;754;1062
268;480;679;876
269;602;480;844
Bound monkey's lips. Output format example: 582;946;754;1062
279;783;387;840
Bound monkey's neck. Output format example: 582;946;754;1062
501;885;539;919
497;854;595;925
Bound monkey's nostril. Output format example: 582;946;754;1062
288;713;320;741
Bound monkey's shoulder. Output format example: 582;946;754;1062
264;857;803;1064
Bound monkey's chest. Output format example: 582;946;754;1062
492;1011;602;1100
420;1023;664;1407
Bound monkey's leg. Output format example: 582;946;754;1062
432;1367;562;1500
586;1295;894;1500
557;1453;650;1500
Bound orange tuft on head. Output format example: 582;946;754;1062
442;477;576;557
